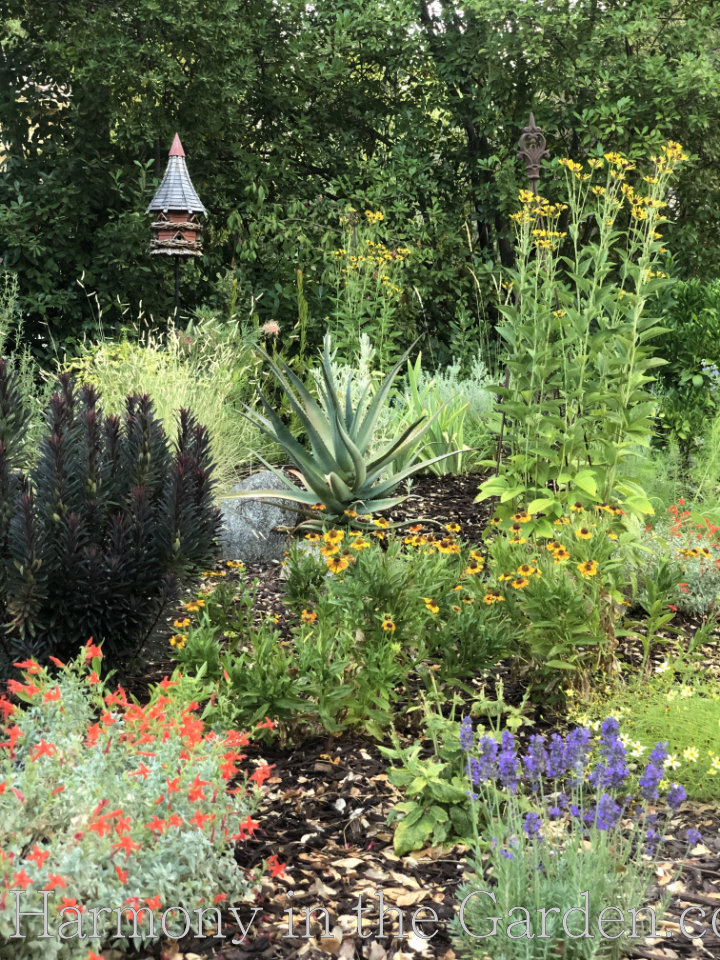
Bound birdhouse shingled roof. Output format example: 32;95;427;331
146;134;207;215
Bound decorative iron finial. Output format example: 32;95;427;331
517;113;550;195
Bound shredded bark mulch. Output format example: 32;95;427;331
115;471;720;960
124;734;720;960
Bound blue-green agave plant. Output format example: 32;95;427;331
230;335;462;522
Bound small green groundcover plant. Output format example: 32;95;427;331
0;644;282;959
453;716;698;960
569;658;720;803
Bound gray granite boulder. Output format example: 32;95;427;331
219;470;298;562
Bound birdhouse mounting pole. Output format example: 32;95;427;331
174;258;180;318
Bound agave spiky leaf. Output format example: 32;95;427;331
231;335;465;520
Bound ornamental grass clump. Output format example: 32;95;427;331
0;644;277;960
233;334;462;523
453;716;696;960
0;368;222;675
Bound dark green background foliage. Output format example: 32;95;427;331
1;0;719;353
655;280;720;459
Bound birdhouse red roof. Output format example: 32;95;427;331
146;134;207;215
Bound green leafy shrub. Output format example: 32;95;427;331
655;279;720;461
0;646;272;959
0;370;222;674
380;702;473;855
234;334;461;521
466;504;641;697
637;501;720;617
64;318;271;493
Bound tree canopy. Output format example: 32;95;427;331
1;0;719;349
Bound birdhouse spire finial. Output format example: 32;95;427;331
169;133;185;158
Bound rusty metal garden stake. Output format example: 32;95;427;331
494;113;550;476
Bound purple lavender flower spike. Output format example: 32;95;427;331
590;716;628;790
639;761;663;801
666;783;686;810
498;730;519;793
565;727;592;787
522;734;548;791
523;812;543;838
546;733;566;780
594;793;621;830
460;715;474;752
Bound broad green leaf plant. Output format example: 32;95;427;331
479;142;688;524
231;335;460;523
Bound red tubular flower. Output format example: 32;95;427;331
30;739;57;762
1;725;24;754
112;836;141;856
114;815;132;835
145;816;167;835
249;763;274;787
189;810;215;829
43;685;61;702
266;854;286;878
12;869;32;890
84;640;103;660
43;874;67;891
7;680;40;698
115;865;128;885
60;897;84;913
26;845;50;868
12;659;41;675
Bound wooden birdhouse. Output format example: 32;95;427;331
146;134;207;257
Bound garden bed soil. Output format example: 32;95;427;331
125;732;720;960
117;471;720;960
